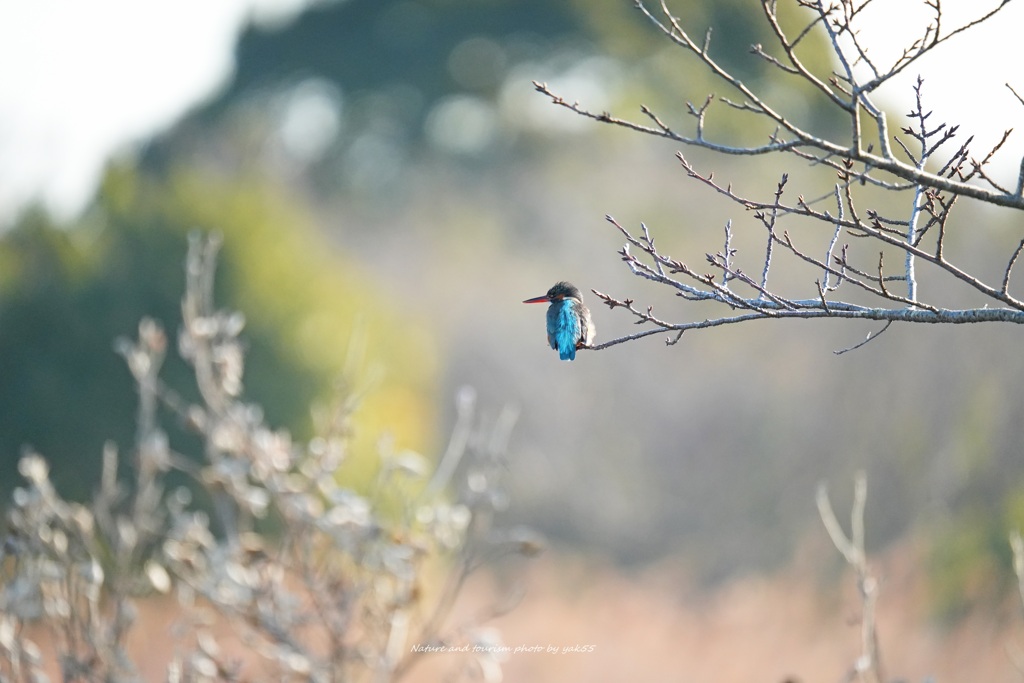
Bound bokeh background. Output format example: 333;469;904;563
3;0;1024;679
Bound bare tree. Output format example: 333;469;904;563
535;0;1024;353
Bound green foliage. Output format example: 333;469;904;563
0;211;140;500
0;163;437;502
207;0;582;123
184;0;842;160
927;508;1005;621
927;485;1024;621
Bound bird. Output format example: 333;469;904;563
522;281;595;361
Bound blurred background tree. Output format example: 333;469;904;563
0;161;435;502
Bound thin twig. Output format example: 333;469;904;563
834;321;894;355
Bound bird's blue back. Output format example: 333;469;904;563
546;299;582;361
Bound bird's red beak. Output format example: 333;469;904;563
522;295;549;304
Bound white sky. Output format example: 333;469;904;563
0;0;1020;227
848;0;1024;183
0;0;318;226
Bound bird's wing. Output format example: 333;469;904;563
550;301;581;360
577;306;594;348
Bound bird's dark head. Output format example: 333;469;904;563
522;281;583;304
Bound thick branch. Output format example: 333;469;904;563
585;300;1024;353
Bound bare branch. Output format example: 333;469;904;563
1003;239;1024;297
818;473;885;683
536;0;1024;353
834;320;894;355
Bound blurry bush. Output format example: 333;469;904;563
0;162;436;503
927;486;1024;621
0;233;534;681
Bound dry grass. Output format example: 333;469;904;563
20;539;1014;683
423;543;1021;683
